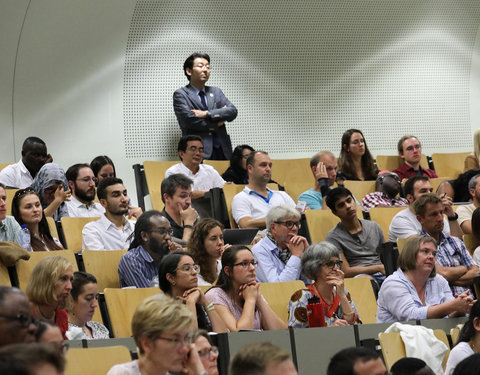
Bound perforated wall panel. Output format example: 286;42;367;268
124;0;480;159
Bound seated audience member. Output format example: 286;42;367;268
158;251;227;333
288;242;359;328
361;171;408;212
65;163;104;217
11;188;63;251
232;151;296;229
252;205;309;283
165;135;225;199
471;207;480;263
191;330;219;375
390;358;434;375
0;286;37;347
337;129;378;181
26;256;74;339
161;174;198;243
0;183;21;243
107;295;207;375
229;342;298;375
118;211;179;288
30;163;70;220
205;246;287;331
415;193;479;295
327;347;387;375
389;175;462;242
445;300;480;375
464;128;480;172
455;174;480;234
90;155;116;186
188;218;230;286
82;177;135;250
0;137;49;188
222;144;254;184
35;319;67;354
66;272;110;340
393;135;438;180
377;235;473;323
325;187;386;286
437;168;480;203
299;151;338;210
0;343;65;375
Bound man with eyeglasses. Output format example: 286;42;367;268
65;163;105;217
252;205;310;284
0;286;37;347
118;211;180;287
393;135;438;181
165;135;226;199
173;53;238;160
326;187;386;288
361;171;408;212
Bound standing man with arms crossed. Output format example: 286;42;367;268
173;53;238;160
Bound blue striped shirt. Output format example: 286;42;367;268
118;246;158;288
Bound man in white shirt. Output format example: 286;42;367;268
232;151;296;229
165;135;225;199
388;175;462;242
0;137;49;188
65;164;104;218
82;177;135;250
456;174;480;234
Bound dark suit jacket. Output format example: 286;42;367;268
173;84;237;159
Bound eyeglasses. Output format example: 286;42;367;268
76;177;98;184
0;313;37;328
156;334;193;347
13;188;36;200
198;346;219;358
187;146;204;154
323;260;343;270
233;260;258;268
177;264;201;273
149;228;174;236
274;221;300;230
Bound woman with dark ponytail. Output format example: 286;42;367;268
445;300;480;375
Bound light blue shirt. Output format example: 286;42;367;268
298;189;323;209
0;216;21;244
377;268;453;323
252;236;309;284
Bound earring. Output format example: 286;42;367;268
172;281;176;286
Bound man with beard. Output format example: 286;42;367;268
232;151;296;229
252;205;310;283
118;211;180;287
82;177;135;250
65;164;105;217
0;137;50;188
455;174;480;234
361;172;408;212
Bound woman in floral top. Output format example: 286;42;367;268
288;241;359;328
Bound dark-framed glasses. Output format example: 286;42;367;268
274;221;300;230
233;260;258;268
0;313;36;328
323;260;343;270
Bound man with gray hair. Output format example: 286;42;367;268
299;151;338;210
455;174;480;234
252;205;309;283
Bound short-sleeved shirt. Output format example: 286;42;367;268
0;216;22;244
325;219;384;268
393;163;438;181
232;187;296;224
65;195;105;218
165;163;225;191
82;215;135;250
0;160;34;188
67;321;110;340
456;203;475;227
118;245;157;288
298;189;324;210
205;287;262;330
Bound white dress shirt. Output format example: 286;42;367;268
0;159;34;188
165;163;225;191
65;195;105;218
82;214;135;250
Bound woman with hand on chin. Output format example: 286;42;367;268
205;246;287;331
377;235;474;323
158;251;227;333
288;242;359;328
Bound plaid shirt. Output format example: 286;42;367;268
421;230;476;296
361;192;408;212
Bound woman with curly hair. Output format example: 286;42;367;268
188;218;230;286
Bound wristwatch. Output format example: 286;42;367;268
447;212;459;221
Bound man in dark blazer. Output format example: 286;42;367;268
173;53;238;160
